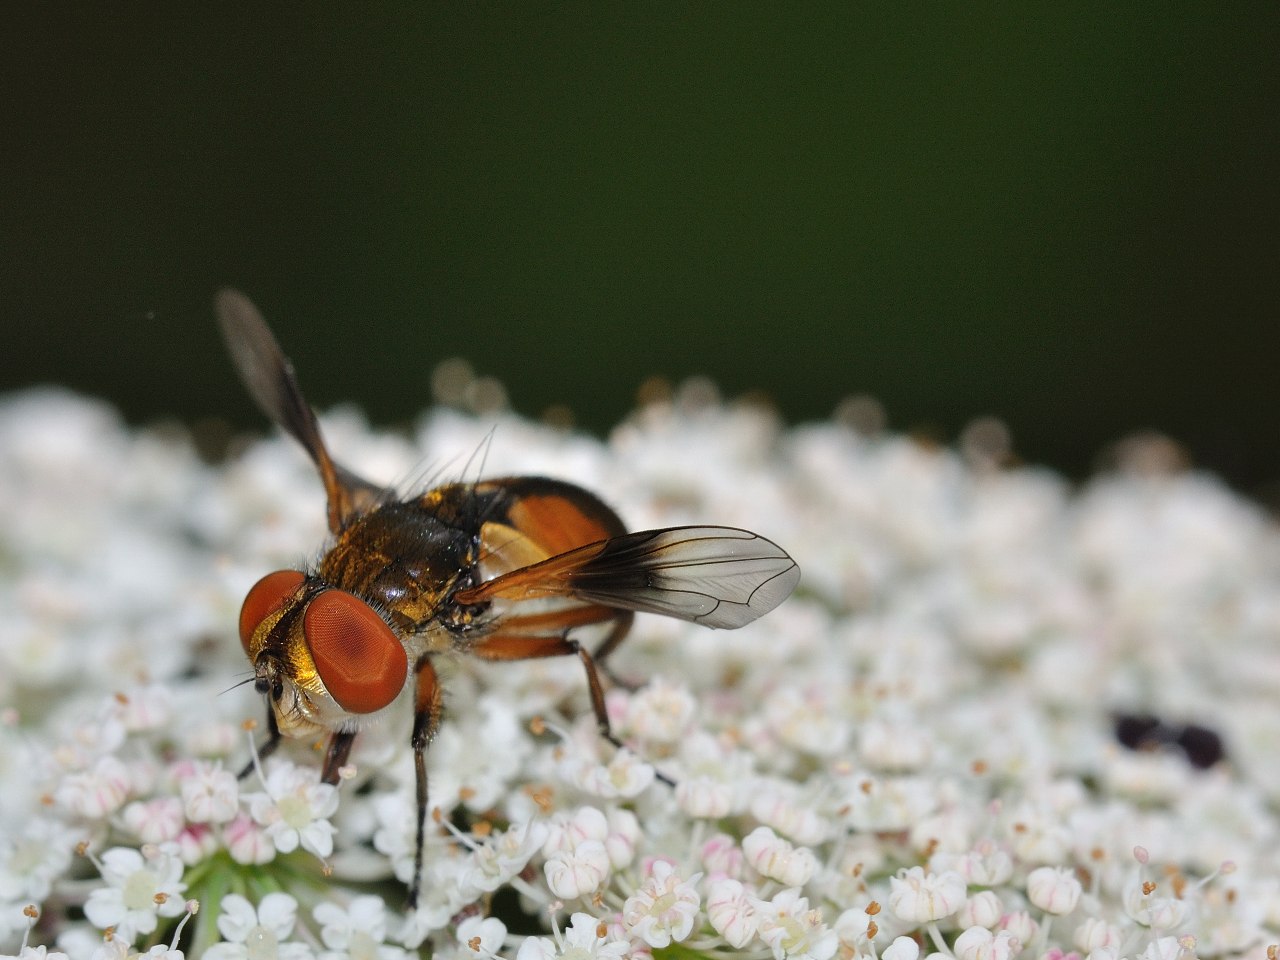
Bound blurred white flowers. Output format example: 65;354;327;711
2;388;1279;958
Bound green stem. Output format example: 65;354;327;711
654;942;719;960
188;861;232;958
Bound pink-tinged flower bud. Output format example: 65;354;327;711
1026;866;1082;915
997;911;1037;945
742;826;817;887
175;824;218;865
701;833;745;880
750;791;831;846
888;866;967;922
178;761;239;824
544;840;610;899
570;749;656;798
122;797;185;843
957;891;1003;929
56;756;131;818
1145;898;1190;932
604;808;640;870
706;878;759;949
1074;918;1122;953
604;688;630;731
676;777;735;819
543;806;608;855
954;927;1020;960
952;841;1014;886
223;812;275;865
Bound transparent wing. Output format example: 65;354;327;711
215;289;384;532
453;525;799;629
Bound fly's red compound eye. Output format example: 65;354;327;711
303;590;408;714
239;570;307;652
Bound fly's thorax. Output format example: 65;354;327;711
318;500;479;630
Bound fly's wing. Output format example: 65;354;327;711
215;289;384;533
452;526;800;629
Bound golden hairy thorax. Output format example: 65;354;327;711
318;496;478;633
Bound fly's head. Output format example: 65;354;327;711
238;570;410;737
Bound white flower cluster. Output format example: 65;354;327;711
1;385;1279;960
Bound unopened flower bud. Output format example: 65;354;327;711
1027;866;1082;915
1075;918;1122;953
957;891;1003;929
742;826;817;887
953;842;1014;886
998;911;1037;945
676;777;734;819
955;927;1020;960
706;878;758;949
544;841;609;899
888;866;967;922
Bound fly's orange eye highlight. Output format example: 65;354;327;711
303;591;408;714
239;570;307;652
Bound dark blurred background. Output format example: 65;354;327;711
5;6;1278;494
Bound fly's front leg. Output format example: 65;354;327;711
321;731;357;785
408;657;442;909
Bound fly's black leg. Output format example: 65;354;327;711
320;731;357;785
407;658;442;909
592;612;638;688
